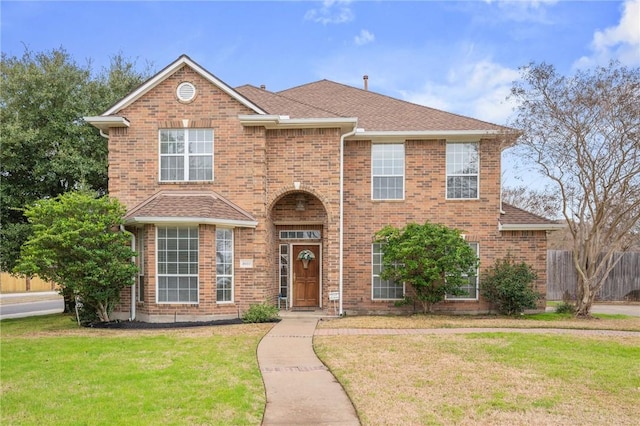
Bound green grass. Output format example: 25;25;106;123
315;331;640;425
1;314;270;425
469;333;640;393
524;312;631;321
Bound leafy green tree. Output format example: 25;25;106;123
0;47;151;271
15;191;137;323
480;255;541;316
374;222;479;313
509;61;640;317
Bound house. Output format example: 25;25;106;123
85;55;562;322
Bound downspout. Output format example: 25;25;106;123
339;125;358;316
120;225;136;321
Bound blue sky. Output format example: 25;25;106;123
2;0;639;187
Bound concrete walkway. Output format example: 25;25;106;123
257;314;360;426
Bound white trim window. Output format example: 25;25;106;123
159;129;213;181
216;228;233;303
372;243;404;300
447;242;479;300
372;144;404;200
136;227;145;303
157;226;199;303
446;142;479;199
279;244;289;299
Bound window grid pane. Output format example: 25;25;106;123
372;243;404;300
447;242;479;300
216;228;233;302
157;226;198;303
159;129;213;182
446;143;479;199
279;244;289;298
372;144;404;200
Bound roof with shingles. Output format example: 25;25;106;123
235;84;340;119
270;79;506;132
125;191;257;226
500;203;561;227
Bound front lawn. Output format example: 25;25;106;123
314;314;640;425
1;314;273;425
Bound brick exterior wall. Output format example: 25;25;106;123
107;64;548;321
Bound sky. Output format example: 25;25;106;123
2;0;639;187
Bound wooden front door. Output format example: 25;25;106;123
292;245;320;307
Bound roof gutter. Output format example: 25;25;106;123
83;116;130;135
350;129;503;142
498;223;566;231
339;123;358;316
239;115;358;132
125;217;258;228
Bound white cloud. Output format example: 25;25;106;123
304;0;354;25
574;0;640;68
401;60;520;125
354;29;374;46
479;0;558;24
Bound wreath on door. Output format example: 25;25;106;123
297;249;315;268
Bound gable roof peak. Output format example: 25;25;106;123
101;54;266;117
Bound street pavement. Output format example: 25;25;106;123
0;291;64;320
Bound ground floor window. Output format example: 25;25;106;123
372;243;404;300
279;244;289;298
136;227;145;302
157;226;199;303
216;228;233;302
447;242;479;300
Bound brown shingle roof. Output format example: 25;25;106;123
499;203;564;230
275;80;506;132
125;191;257;227
235;84;340;119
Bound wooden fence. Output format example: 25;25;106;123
0;272;57;293
547;250;640;301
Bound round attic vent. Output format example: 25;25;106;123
177;82;196;102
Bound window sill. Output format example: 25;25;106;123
159;181;214;185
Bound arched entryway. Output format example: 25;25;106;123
270;190;328;310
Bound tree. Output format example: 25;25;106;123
509;62;640;317
502;185;561;220
15;191;137;323
0;47;151;271
480;255;541;316
374;222;479;313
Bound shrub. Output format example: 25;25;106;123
555;301;577;314
480;255;542;316
242;302;279;323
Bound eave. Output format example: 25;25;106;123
349;129;506;143
498;223;567;231
83;116;130;134
239;115;358;132
125;216;258;228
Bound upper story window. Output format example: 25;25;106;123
446;142;479;199
159;129;213;182
372;143;404;200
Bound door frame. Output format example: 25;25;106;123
290;243;322;309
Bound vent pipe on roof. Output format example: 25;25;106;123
363;75;368;91
260;84;266;90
